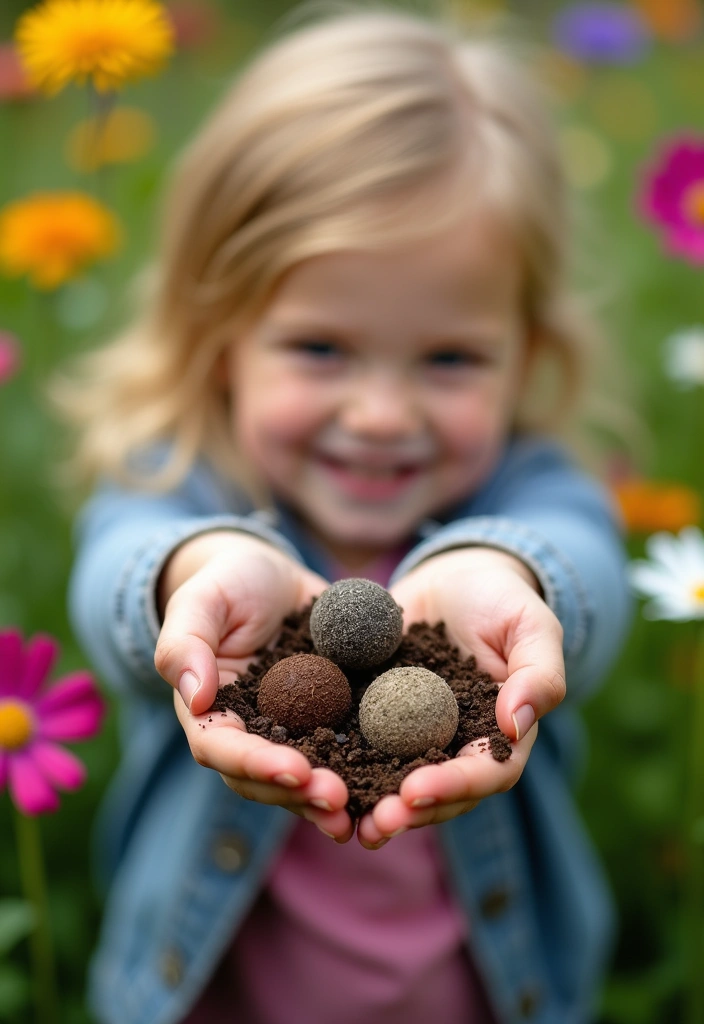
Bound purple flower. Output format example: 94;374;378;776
640;136;704;264
0;629;105;815
553;3;651;64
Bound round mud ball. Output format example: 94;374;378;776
257;654;352;737
359;666;459;758
310;578;403;669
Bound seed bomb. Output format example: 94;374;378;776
310;578;403;668
359;666;459;758
257;654;352;736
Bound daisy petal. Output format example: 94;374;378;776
0;629;23;696
20;634;58;699
646;531;692;575
7;750;59;815
628;562;682;599
679;526;704;565
30;742;86;791
38;694;104;742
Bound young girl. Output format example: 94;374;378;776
62;7;631;1024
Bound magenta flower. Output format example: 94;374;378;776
0;330;21;383
0;629;105;815
640;137;704;264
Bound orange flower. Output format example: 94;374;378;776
15;0;174;94
66;106;155;171
0;192;120;289
613;478;701;533
632;0;701;41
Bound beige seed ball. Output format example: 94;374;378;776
358;666;459;758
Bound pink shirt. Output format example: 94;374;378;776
185;551;496;1024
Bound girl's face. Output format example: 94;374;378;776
228;209;530;567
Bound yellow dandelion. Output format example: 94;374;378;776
0;192;120;289
15;0;174;95
66;105;155;171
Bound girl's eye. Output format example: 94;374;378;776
291;339;342;359
426;349;484;368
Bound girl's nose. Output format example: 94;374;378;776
340;372;421;439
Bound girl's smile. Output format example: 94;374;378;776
228;209;530;567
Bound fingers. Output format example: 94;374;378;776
156;575;232;714
357;726;538;847
495;611;566;741
175;695;353;839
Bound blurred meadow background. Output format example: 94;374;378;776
1;0;704;1021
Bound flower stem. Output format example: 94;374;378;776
13;811;59;1024
685;626;704;1024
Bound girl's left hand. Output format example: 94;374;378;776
356;546;566;850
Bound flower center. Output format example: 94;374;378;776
0;700;34;751
693;584;704;604
683;180;704;226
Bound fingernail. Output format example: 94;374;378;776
512;704;536;742
316;825;336;839
178;671;201;709
370;838;389;850
389;827;409;837
410;796;436;809
274;773;302;788
309;798;333;811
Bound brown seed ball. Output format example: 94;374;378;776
257;654;352;737
310;578;403;668
359;666;459;758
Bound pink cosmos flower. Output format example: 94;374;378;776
640;136;704;264
0;629;105;815
0;330;21;383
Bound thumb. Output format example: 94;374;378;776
154;585;227;716
494;612;566;741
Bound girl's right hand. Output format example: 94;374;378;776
154;531;354;841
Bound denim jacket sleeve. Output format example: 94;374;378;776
68;461;304;701
389;437;631;702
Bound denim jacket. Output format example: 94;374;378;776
69;435;631;1024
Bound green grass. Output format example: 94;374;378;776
2;2;704;1021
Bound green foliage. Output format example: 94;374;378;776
1;2;703;1023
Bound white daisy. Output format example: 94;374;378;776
663;327;704;389
629;527;704;621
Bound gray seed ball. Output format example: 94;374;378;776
310;578;403;668
359;666;459;758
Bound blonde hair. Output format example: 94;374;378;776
53;4;611;495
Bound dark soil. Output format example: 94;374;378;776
211;603;512;818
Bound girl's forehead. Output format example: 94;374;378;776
267;211;522;322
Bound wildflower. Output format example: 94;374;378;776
167;0;218;51
0;330;21;383
559;124;612;189
632;0;701;42
663;326;704;388
640;136;704;264
0;42;35;101
66;106;155;172
0;629;104;815
613;478;700;533
553;2;650;64
629;527;704;620
15;0;174;95
0;192;120;289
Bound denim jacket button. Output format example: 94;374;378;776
212;832;249;872
160;948;185;988
479;886;512;919
517;987;541;1017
